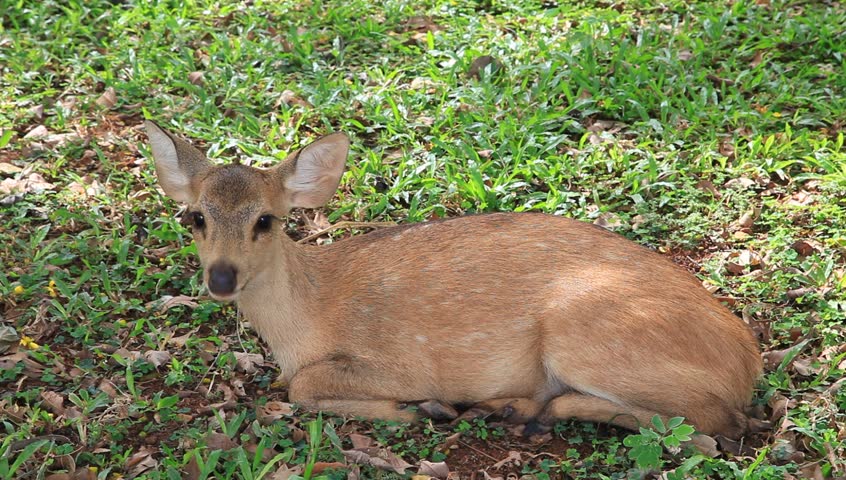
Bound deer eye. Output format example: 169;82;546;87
255;214;273;233
191;212;205;229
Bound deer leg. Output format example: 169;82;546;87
538;393;664;432
287;357;420;422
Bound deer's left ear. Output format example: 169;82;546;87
271;132;350;211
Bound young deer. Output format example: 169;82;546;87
145;121;762;438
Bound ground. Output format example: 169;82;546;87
1;0;845;479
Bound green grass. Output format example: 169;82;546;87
1;0;845;478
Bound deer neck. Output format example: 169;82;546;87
234;236;324;382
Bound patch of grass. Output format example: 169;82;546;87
1;0;845;478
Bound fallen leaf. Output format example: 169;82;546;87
125;447;158;477
167;327;199;348
346;465;361;480
279;90;313;109
149;294;199;313
687;434;720;457
786;287;815;300
593;212;625;230
0;163;23;175
791;240;819;257
233;351;264;373
342;448;413;474
184;455;202;480
40;390;66;416
312;462;347;474
0;325;19;354
205;432;238;451
493;451;523;469
797;463;824;480
736;206;761;229
24;125;48;139
0;173;56;197
257;401;295;425
792;356;820;376
96;87;118;109
304;211;331;233
188;71;205;85
271;464;304;480
677;49;693;61
143;350;172;368
348;433;374;449
467;55;505;80
750;50;766;68
695;180;722;198
417;461;450;479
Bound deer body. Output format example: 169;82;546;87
145;122;762;438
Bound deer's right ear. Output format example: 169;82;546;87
145;121;212;204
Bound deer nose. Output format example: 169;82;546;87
208;263;237;296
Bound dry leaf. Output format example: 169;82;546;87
786;287;815;300
168;328;199;348
188;71;205;85
736;206;761;229
342;448;413;474
417;461;450;479
493;451;523;469
279;90;313;109
792;356;820;376
593;212;624;230
1;173;56;197
687;434;720;457
40;391;66;416
96;87;118;109
348;433;373;449
791;240;819;257
234;351;264;373
24;125;48;139
205;432;238;451
149;294;199;313
467;55;504;80
271;464;304;480
0;325;19;354
143;350;172;368
0;163;23;175
125;447;158;477
257;401;295;425
750;50;766;68
312;462;347;474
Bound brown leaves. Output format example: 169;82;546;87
257;401;295;425
204;432;238;451
148;294;199;313
341;434;413;474
188;71;205;85
1;172;56;204
233;351;266;373
95;87;118;109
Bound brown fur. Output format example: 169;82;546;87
145;122;762;438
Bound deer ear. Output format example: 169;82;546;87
145;121;212;204
273;133;349;210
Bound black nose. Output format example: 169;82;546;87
208;263;237;296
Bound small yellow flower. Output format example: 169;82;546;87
13;285;25;295
19;336;40;350
46;279;57;297
772;112;782;118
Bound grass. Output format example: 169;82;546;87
1;0;845;478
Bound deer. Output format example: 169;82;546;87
144;121;762;438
